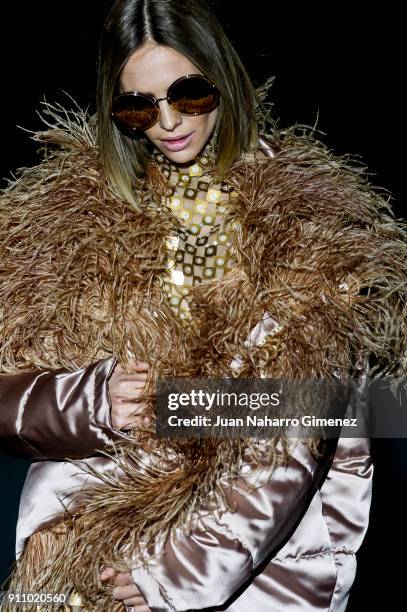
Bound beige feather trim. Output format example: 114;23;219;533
1;102;406;608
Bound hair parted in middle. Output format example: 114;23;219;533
97;0;270;210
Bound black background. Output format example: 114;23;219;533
0;2;405;609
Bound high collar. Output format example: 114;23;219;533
150;144;213;199
151;140;214;177
144;134;234;222
149;127;219;190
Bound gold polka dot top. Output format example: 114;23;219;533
151;142;239;320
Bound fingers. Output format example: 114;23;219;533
114;385;148;401
110;382;149;430
109;359;151;430
113;403;145;418
110;361;149;400
122;416;152;430
111;401;150;430
111;375;148;400
128;358;149;371
114;364;149;378
114;377;148;387
113;584;142;599
111;573;142;598
113;571;134;586
115;359;149;375
115;373;149;383
100;567;116;581
102;570;152;610
120;413;152;428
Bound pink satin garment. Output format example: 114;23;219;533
16;454;125;556
15;445;173;557
15;436;372;611
0;356;127;460
125;437;372;612
14;343;373;611
221;438;373;612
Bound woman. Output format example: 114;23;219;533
1;0;406;610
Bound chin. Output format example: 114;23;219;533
163;148;200;164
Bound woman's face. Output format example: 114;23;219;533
120;41;219;165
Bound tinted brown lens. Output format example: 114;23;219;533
111;94;158;130
169;76;219;115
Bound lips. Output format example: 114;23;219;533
160;132;194;152
161;132;194;142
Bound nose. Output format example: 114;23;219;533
157;99;182;131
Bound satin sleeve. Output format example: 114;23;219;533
129;437;337;612
0;355;130;460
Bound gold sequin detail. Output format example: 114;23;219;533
152;144;240;320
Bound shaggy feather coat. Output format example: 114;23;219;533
0;103;406;609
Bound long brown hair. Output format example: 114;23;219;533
97;0;264;210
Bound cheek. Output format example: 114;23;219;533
192;110;219;137
205;109;219;137
143;125;161;141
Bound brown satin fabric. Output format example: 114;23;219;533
11;357;373;611
15;435;372;611
0;356;128;460
126;437;372;612
16;454;128;555
123;376;373;611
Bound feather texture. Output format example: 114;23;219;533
1;102;406;609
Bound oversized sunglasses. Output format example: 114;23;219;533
111;73;220;135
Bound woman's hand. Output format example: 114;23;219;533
100;567;151;611
108;358;150;431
